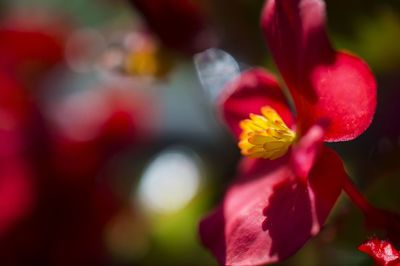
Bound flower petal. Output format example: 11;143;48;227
359;238;400;266
219;68;294;139
261;0;377;141
0;160;34;235
262;0;331;89
291;122;326;179
199;147;345;265
0;29;64;71
307;52;377;141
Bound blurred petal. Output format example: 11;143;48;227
194;48;240;103
0;73;34;234
0;29;64;70
0;72;29;120
199;147;345;265
46;86;145;182
0;161;33;235
261;0;377;141
220;68;294;139
359;238;400;266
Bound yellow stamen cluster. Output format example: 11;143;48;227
124;45;173;78
239;106;296;160
125;49;159;76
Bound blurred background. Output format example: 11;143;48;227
0;0;399;265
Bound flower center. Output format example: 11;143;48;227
238;106;296;160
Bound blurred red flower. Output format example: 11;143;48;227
0;13;150;265
0;72;35;237
0;28;64;72
0;15;65;86
199;0;377;265
0;16;66;236
1;84;144;265
359;238;400;266
45;86;145;183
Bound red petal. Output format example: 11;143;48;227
290;122;325;180
303;51;377;141
0;29;64;70
0;72;29;120
261;0;377;141
0;160;34;235
220;68;294;139
359;238;400;266
199;147;345;265
262;0;331;91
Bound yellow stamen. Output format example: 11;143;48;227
239;106;295;160
124;45;173;78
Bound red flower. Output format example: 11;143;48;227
0;84;143;265
0;28;64;71
0;19;65;85
0;16;67;236
199;0;377;265
45;85;153;183
359;238;400;266
0;73;35;236
0;15;145;264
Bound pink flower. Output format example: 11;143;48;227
199;0;377;265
